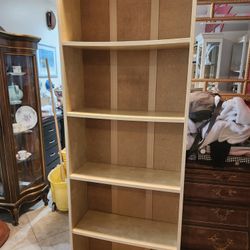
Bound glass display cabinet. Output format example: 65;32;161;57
0;31;48;225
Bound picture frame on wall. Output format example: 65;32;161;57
37;44;57;78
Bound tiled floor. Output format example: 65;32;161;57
0;193;70;250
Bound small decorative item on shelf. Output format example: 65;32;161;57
12;66;22;74
16;150;32;162
12;123;28;134
15;106;38;130
8;83;23;105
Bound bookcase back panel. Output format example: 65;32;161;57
112;187;147;218
59;0;83;41
117;121;147;168
117;51;149;111
159;0;192;39
153;191;179;224
156;48;189;113
86;119;111;163
87;183;179;224
73;235;147;250
63;47;85;111
88;183;112;213
81;0;110;41
117;0;151;41
83;50;111;109
154;123;184;171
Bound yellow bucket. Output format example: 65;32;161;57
48;164;68;212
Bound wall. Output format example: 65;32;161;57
0;0;62;92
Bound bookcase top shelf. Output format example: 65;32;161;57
70;162;181;193
67;109;185;123
62;38;191;50
73;210;178;250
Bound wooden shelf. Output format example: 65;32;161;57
62;38;190;50
73;210;178;250
67;109;185;123
71;162;180;193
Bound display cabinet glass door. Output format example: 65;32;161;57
0;118;5;198
5;54;43;193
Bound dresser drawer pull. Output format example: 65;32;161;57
212;173;238;182
48;129;55;133
50;152;56;157
209;234;233;250
211;208;234;222
212;188;237;198
49;140;56;144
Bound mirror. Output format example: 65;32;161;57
192;2;250;98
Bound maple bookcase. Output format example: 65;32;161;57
57;0;196;249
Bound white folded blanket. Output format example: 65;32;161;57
219;97;250;125
201;120;250;148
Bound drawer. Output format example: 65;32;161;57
182;225;248;250
185;168;250;186
184;182;250;205
43;122;56;138
183;203;249;228
44;133;57;150
45;144;59;165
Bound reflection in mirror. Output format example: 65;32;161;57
192;2;250;99
187;1;250;167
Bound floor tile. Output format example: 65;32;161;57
39;230;70;250
1;214;41;250
27;205;69;242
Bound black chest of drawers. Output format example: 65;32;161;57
42;115;65;179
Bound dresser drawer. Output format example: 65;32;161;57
185;168;250;186
45;144;59;165
44;132;57;150
43;122;56;138
183;203;249;228
185;182;250;205
182;225;248;250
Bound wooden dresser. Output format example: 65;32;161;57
182;161;250;250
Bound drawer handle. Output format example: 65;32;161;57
208;234;233;250
50;152;56;157
212;188;237;198
212;173;238;182
49;129;55;133
211;208;234;222
49;140;56;144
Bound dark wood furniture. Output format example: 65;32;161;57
182;161;250;250
0;31;48;225
42;114;65;179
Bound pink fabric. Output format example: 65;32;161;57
205;4;233;33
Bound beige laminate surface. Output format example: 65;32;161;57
73;210;177;250
70;162;181;193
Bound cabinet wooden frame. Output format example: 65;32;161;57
57;0;197;249
0;31;48;225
